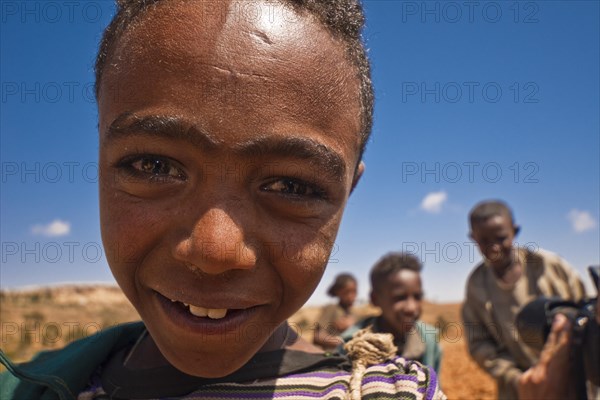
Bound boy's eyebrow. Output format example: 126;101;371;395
234;136;346;180
106;112;220;150
105;112;347;181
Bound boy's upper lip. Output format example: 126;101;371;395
152;288;266;310
145;264;274;309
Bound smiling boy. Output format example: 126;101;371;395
341;253;442;375
0;1;445;399
96;0;364;374
462;200;585;399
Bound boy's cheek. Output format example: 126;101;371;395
100;204;158;262
276;226;341;298
99;198;173;299
280;225;333;259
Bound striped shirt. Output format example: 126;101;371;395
79;356;446;399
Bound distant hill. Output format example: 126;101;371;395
1;284;139;363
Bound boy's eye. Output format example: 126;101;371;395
394;293;422;302
118;155;186;182
481;236;507;246
135;157;181;177
261;178;325;199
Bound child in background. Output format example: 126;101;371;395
313;273;357;351
341;253;442;375
462;199;585;399
0;1;445;399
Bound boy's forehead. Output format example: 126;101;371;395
116;1;313;62
472;213;513;232
100;0;363;160
108;0;356;99
381;270;422;290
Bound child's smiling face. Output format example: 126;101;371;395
97;1;363;377
470;213;517;270
372;270;423;337
337;281;358;308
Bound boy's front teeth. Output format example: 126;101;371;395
188;305;227;319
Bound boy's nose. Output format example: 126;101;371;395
172;206;257;275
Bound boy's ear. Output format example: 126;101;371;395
350;161;365;194
513;224;521;237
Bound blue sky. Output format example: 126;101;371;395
1;1;598;304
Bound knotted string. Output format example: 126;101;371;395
343;326;398;400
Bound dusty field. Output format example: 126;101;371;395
419;304;497;399
1;285;496;399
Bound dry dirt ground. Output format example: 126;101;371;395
1;285;496;399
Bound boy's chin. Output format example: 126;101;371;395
148;330;275;378
164;345;261;378
177;363;244;379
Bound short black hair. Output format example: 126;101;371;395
94;0;374;160
327;273;357;297
370;252;422;292
469;200;515;229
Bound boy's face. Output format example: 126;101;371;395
372;270;423;336
97;1;363;377
337;281;358;308
470;214;516;270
